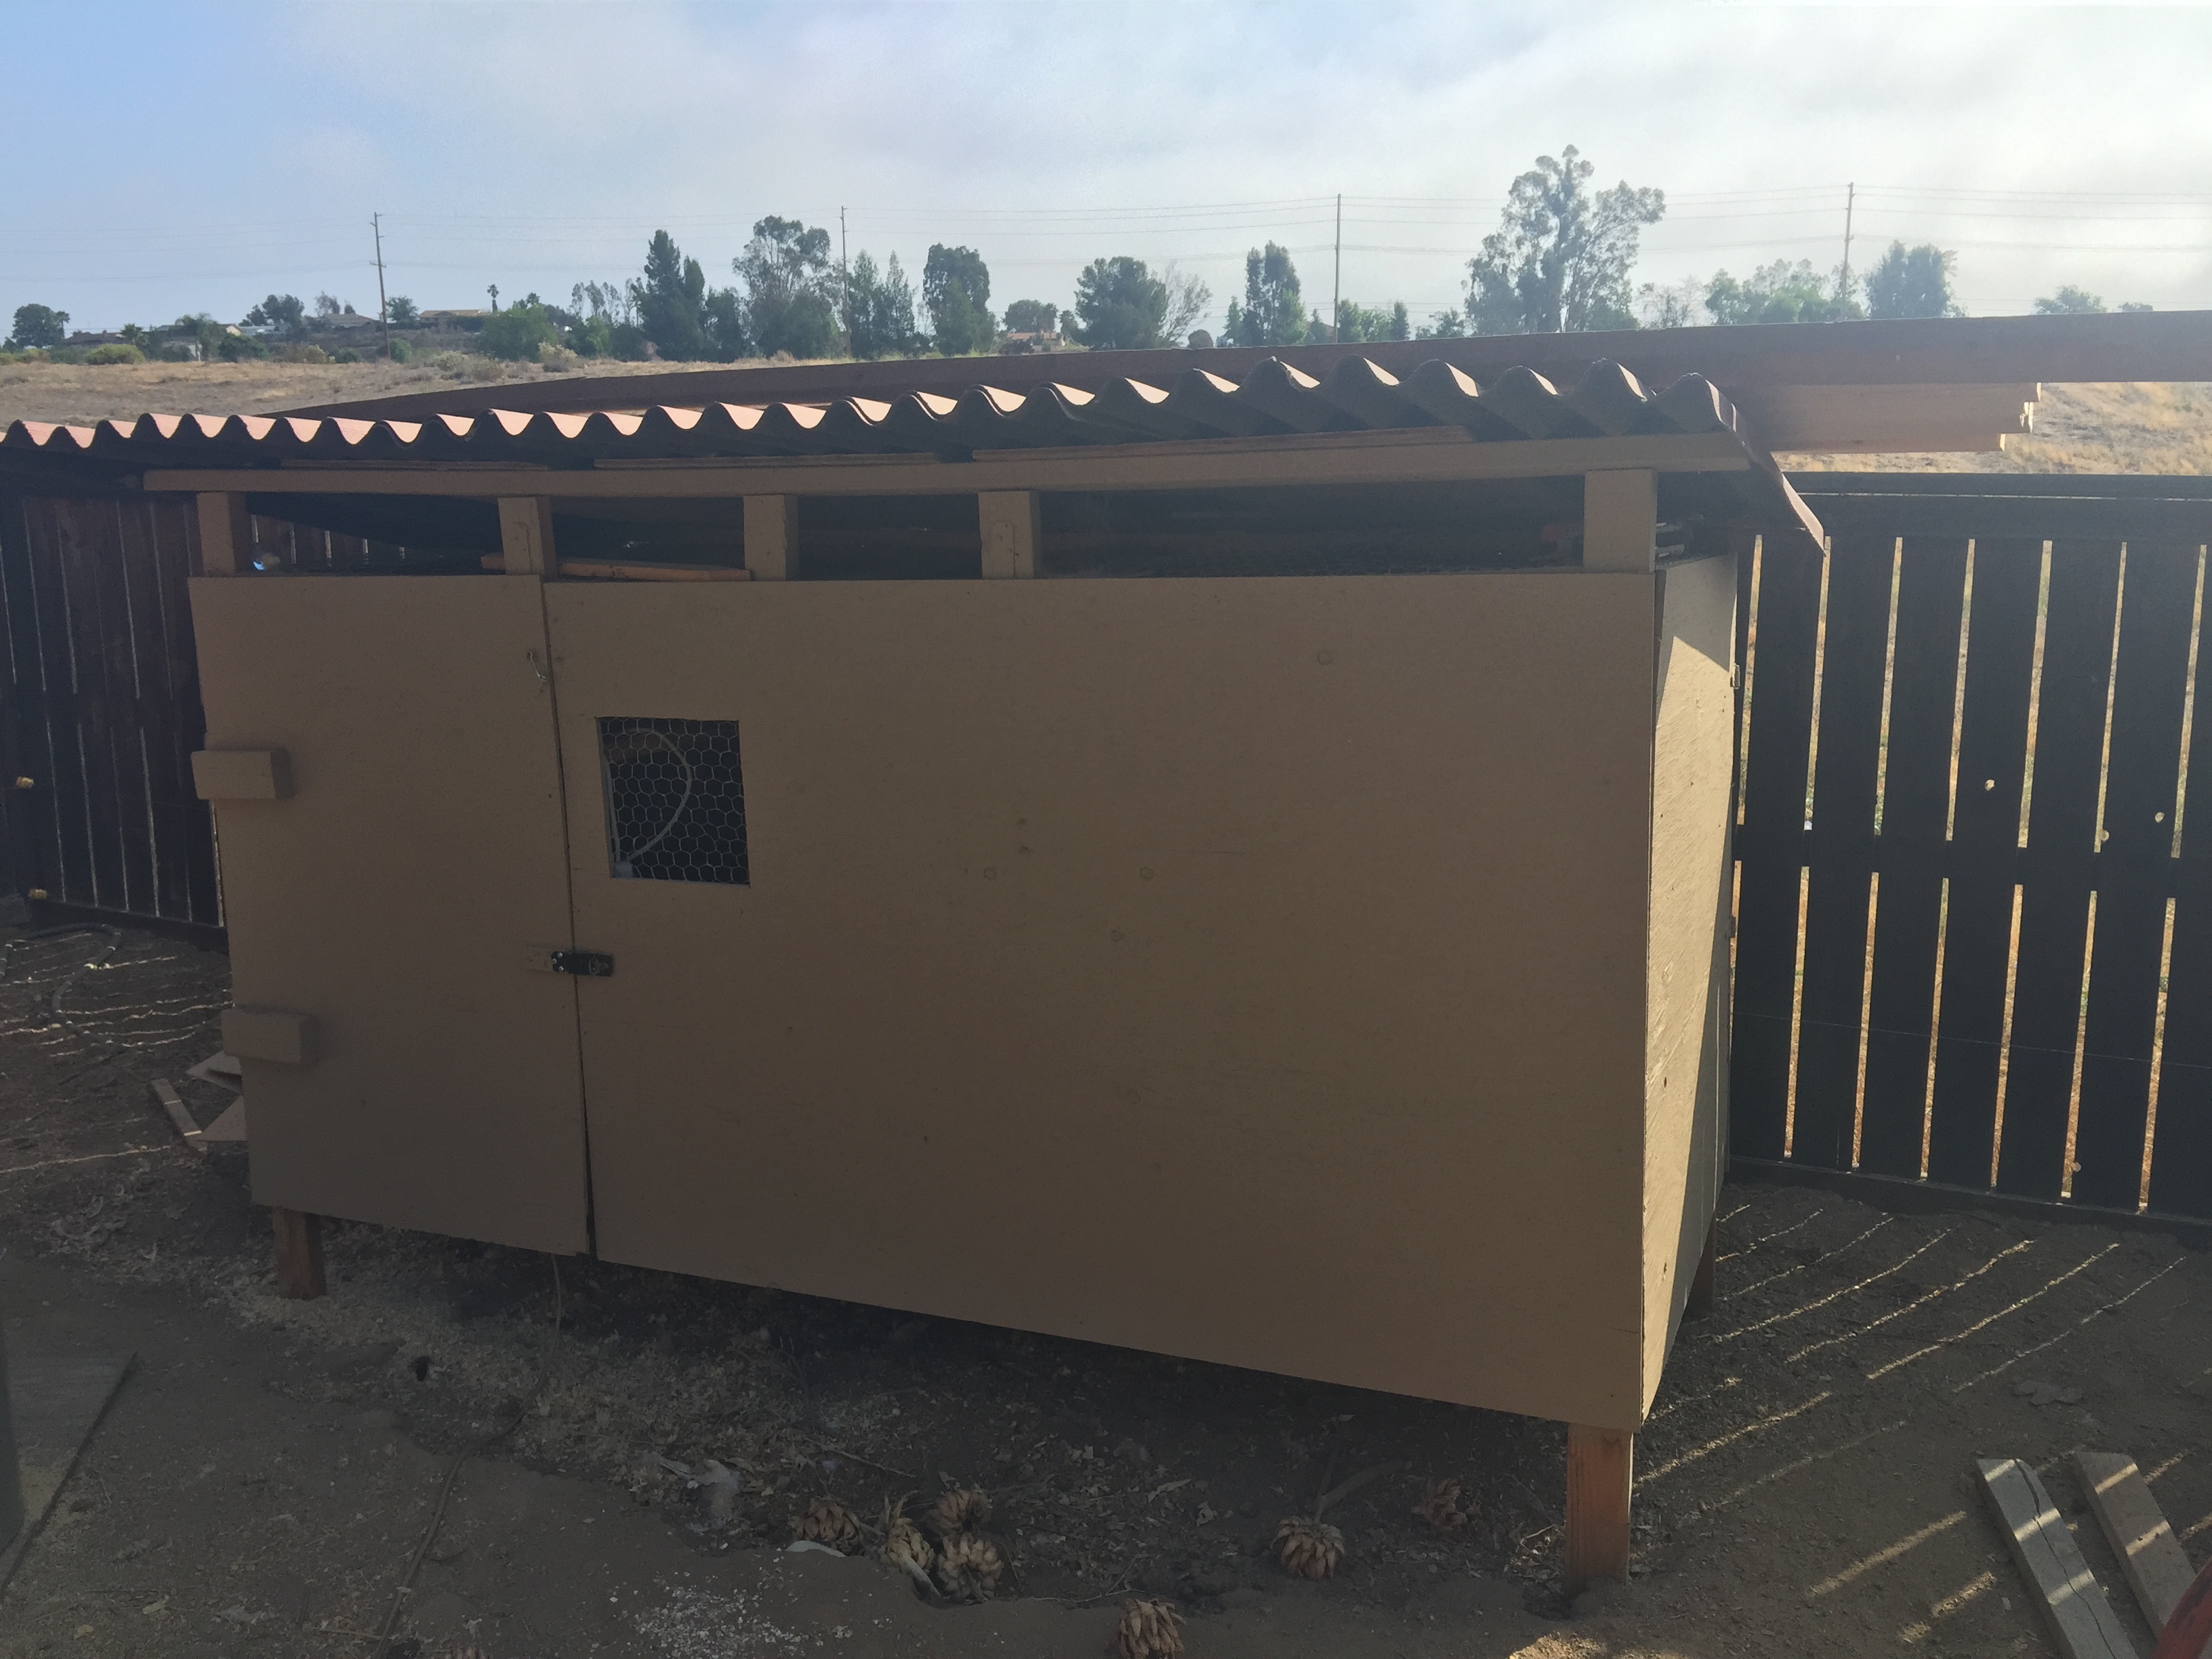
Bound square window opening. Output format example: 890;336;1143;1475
599;717;748;885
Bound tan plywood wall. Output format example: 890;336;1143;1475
189;577;591;1252
1638;554;1738;1406
546;574;1662;1427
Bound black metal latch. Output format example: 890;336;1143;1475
549;949;615;978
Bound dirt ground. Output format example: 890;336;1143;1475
0;919;2207;1659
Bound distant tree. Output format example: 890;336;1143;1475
1003;298;1058;335
244;293;308;337
737;218;838;359
1465;146;1662;333
571;280;637;327
1415;307;1466;340
2118;301;2155;313
1160;263;1212;344
6;304;68;350
923;244;994;356
217;331;266;362
312;292;346;320
2034;285;2107;315
638;230;712;358
1070;256;1168;349
1863;241;1963;320
1706;258;1861;325
480;302;562;361
1221;243;1305;347
166;312;226;360
1636;276;1702;329
846;252;922;359
386;295;419;327
1330;298;1408;343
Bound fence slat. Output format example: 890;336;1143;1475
1996;540;2123;1201
1927;537;2045;1187
2148;546;2212;1217
1731;535;1824;1160
2072;543;2199;1208
1791;536;1894;1168
23;499;96;907
157;497;221;926
85;501;157;915
116;500;190;922
0;497;45;900
1860;536;1971;1177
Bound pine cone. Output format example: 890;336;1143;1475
935;1530;1004;1600
1274;1515;1345;1580
1415;1477;1468;1536
792;1496;861;1550
926;1487;993;1539
1115;1597;1185;1659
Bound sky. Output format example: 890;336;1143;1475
9;0;2212;337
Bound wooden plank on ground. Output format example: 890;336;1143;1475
1976;1456;2136;1659
148;1078;204;1157
2074;1450;2198;1633
0;1347;134;1593
1927;537;2045;1188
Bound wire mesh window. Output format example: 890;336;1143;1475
598;718;748;885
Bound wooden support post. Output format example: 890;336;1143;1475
743;494;798;580
1564;1423;1633;1593
1685;1217;1717;1320
1582;468;1658;573
979;490;1040;579
497;496;556;577
2073;1451;2199;1633
195;492;251;575
270;1208;326;1300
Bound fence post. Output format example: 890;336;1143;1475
0;1319;22;1545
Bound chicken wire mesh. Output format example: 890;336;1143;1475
598;718;749;885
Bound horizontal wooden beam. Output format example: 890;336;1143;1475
143;430;1753;502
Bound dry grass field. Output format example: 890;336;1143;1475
1;358;2206;477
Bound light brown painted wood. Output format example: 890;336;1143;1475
142;428;1754;502
1684;1221;1717;1321
191;747;292;801
2074;1450;2199;1631
1730;382;2039;454
979;491;1041;579
497;496;556;576
545;573;1659;1428
743;495;798;580
1977;1457;2135;1659
189;575;590;1253
221;1008;316;1067
1640;552;1737;1392
480;556;754;582
1583;470;1658;573
1565;1424;1633;1591
270;1208;325;1300
194;492;250;575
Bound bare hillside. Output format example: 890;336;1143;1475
1782;380;2212;474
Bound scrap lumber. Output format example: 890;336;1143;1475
148;1079;204;1158
2075;1451;2199;1633
1976;1457;2135;1659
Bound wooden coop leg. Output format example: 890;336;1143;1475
1685;1218;1717;1320
1565;1423;1633;1593
271;1208;326;1300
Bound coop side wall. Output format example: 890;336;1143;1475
1639;553;1739;1410
548;573;1660;1428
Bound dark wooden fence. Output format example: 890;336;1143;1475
3;475;2209;1226
1734;476;2212;1225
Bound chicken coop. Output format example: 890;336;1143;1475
18;327;2073;1583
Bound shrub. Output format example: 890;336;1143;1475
218;333;267;361
466;358;509;383
276;343;330;365
84;343;146;365
331;348;362;364
609;321;651;361
537;343;579;372
389;337;413;363
480;302;560;361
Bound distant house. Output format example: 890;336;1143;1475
998;330;1069;355
417;309;489;333
63;331;127;348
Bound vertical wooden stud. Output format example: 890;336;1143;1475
195;493;251;576
270;1207;326;1300
979;490;1040;579
497;497;556;577
1582;469;1658;573
1564;1423;1633;1593
743;495;798;581
1684;1218;1717;1320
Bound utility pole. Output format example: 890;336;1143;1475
1840;182;1856;303
371;212;390;361
840;206;850;348
1332;193;1343;343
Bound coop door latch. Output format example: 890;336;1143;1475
523;945;615;978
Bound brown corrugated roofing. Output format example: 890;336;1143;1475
1;355;1746;470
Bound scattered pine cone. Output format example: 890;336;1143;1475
926;1487;993;1539
792;1496;861;1550
1415;1477;1468;1536
1115;1597;1185;1659
935;1530;1004;1600
1274;1515;1345;1580
880;1497;937;1593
